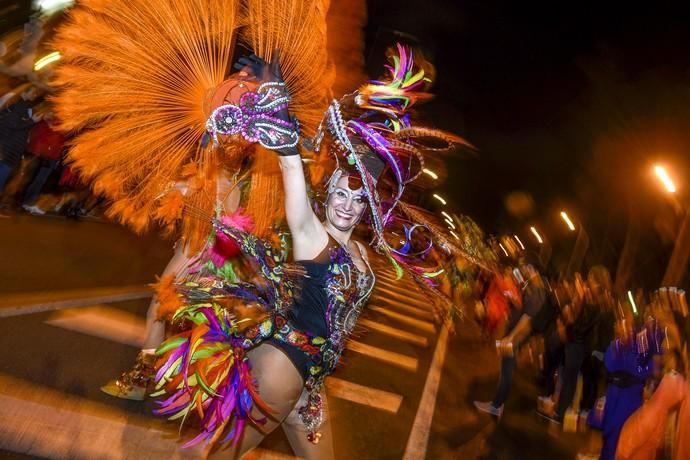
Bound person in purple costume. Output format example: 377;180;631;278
594;316;663;460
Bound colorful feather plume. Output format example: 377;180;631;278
153;303;275;448
356;43;433;115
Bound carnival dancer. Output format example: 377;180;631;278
150;44;464;456
51;0;335;401
52;0;464;456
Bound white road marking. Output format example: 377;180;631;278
45;305;146;348
402;320;452;460
368;306;436;333
371;297;434;319
346;340;418;371
0;285;152;317
0;373;194;459
325;377;403;413
358;318;428;347
242;449;301;460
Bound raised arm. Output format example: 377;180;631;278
278;155;321;242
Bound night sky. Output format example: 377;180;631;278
365;1;690;282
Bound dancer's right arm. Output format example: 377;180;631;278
278;155;324;255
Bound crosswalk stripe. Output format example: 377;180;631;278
368;306;436;333
45;305;146;348
345;340;418;371
402;320;452;460
373;285;430;305
0;285;152;318
325;377;403;413
371;298;433;319
243;449;301;460
357;318;428;347
374;278;426;295
0;373;193;459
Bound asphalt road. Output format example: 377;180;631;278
0;212;584;459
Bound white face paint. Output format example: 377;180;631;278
325;174;367;231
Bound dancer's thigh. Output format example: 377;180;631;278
282;389;335;460
210;343;304;459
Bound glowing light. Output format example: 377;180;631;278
432;194;447;205
441;211;452;221
530;226;543;244
450;230;460;240
560;211;576;231
422;168;438;180
628;290;638;315
36;0;74;11
445;219;456;229
514;235;525;250
34;51;60;71
653;165;677;193
498;243;509;257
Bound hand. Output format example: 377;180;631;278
233;52;283;83
232;51;298;155
496;337;514;356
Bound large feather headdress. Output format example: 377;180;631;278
52;0;333;250
311;44;470;274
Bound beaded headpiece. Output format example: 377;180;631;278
310;44;465;273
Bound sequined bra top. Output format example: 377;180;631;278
269;235;375;378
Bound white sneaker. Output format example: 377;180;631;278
474;400;504;418
22;204;45;215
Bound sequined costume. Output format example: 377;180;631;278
153;221;374;445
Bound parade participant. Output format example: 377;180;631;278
588;311;662;460
151;45;460;457
51;0;335;402
52;1;463;456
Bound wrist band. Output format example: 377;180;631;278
206;82;299;151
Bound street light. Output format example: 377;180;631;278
423;168;439;180
445;218;456;229
560;211;576;231
449;230;460;240
627;290;638;315
530;226;543;244
34;51;61;71
433;193;447;205
498;243;509;257
441;211;452;221
514;235;525;250
653;165;677;193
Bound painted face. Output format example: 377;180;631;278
326;174;367;231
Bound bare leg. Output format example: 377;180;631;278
282;390;335;460
143;243;191;349
209;343;304;459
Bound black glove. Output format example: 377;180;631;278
233;52;298;156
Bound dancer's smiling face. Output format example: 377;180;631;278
326;174;367;231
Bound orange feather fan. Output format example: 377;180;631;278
52;0;243;251
51;0;352;249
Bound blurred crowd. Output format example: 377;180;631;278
465;252;690;460
0;85;101;219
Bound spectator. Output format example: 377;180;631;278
0;87;39;204
22;110;66;214
474;256;546;417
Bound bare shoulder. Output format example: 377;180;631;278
291;220;329;261
353;240;370;262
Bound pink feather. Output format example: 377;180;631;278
210;210;255;267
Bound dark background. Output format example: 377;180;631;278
365;0;690;287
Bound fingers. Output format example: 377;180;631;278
270;49;283;80
232;54;267;76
